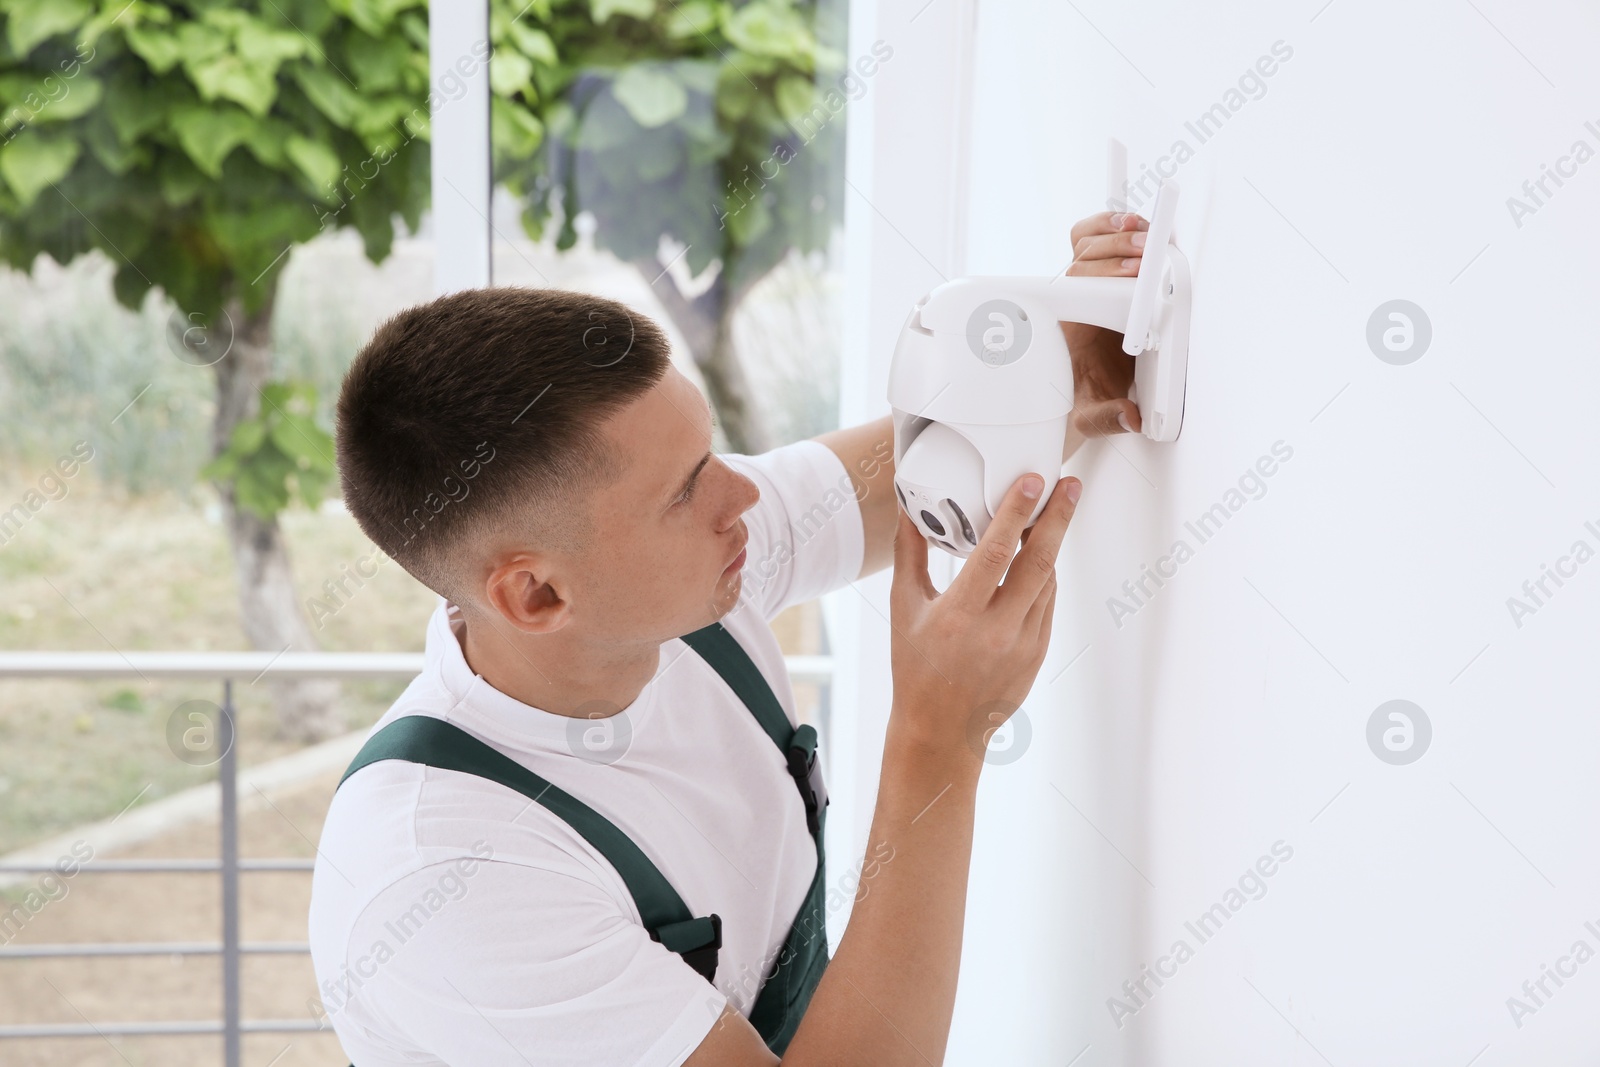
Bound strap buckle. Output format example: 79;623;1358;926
651;913;722;984
785;724;829;837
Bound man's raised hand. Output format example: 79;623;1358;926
887;472;1081;770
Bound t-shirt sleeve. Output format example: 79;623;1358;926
721;439;866;623
339;859;728;1067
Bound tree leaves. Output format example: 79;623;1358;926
102;72;183;145
344;27;411;91
122;22;183;74
233;17;307;69
723;183;771;244
156;152;206;207
170;104;256;178
83;113;146;174
612;65;687;128
173;16;304;116
489;49;534;99
491;96;543;159
291;64;361;127
187;52;280;116
29;75;102;123
0;2;437;521
285;134;341;197
243;116;294;168
199;380;334;519
774;72;815;126
489;0;846;330
505;22;558;66
337;0;426;39
590;0;655;24
0;0;848;509
723;2;816;67
664;0;720;40
2;0;93;55
0;132;78;206
350;93;423;152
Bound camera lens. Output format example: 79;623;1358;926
919;509;946;537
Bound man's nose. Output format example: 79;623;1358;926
721;470;760;529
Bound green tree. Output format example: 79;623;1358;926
489;0;852;453
0;0;431;740
0;0;848;740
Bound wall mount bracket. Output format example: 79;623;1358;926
885;147;1190;556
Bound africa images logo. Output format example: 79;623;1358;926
965;299;1032;367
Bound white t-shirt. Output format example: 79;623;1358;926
309;440;865;1067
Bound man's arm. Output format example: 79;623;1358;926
685;471;1081;1066
815;414;897;580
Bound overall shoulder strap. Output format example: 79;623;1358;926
338;716;720;971
681;621;829;837
680;621;794;750
683;622;832;1053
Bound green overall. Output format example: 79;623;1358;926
335;621;830;1057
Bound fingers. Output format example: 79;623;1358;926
891;508;936;604
1067;232;1145;279
1072;398;1141;437
1071;228;1150;264
1067;212;1149;278
1023;568;1057;639
1037;576;1058;648
1068;211;1149;250
950;473;1045;605
995;477;1080;618
1066;255;1142;278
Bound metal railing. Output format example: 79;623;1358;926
0;649;833;1065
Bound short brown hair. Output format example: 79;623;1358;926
335;287;671;602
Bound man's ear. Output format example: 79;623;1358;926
483;552;571;634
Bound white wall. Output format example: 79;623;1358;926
905;2;1600;1064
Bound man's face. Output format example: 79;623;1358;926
565;364;760;642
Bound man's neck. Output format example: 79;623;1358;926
455;611;661;719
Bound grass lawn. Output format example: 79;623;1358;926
0;466;437;856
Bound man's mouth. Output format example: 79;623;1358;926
723;535;747;576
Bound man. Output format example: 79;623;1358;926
308;210;1149;1065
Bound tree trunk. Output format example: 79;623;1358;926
211;294;342;743
634;258;774;456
